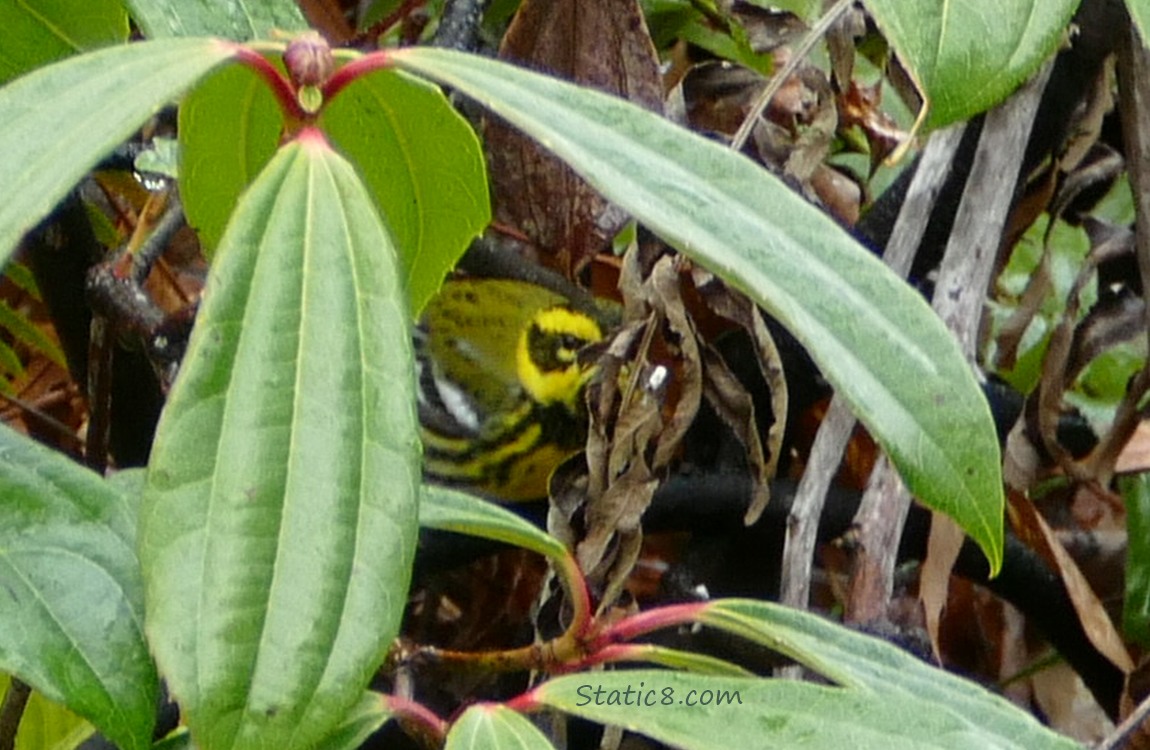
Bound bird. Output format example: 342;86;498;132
416;277;612;502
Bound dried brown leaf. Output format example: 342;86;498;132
693;273;787;524
1116;420;1150;474
1007;490;1135;674
487;0;663;277
920;511;965;661
580;255;701;582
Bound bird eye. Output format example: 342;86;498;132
559;333;584;351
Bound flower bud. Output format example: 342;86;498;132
283;31;334;90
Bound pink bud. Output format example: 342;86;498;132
283;31;334;90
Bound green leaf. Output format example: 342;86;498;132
0;0;127;85
864;0;1077;130
0;424;157;750
446;704;555;749
140;134;420;750
0;38;237;268
641;0;772;75
1120;473;1150;647
123;0;307;41
0;339;23;386
314;692;393;750
152;730;193;750
359;0;405;30
179;62;282;255
0;298;67;369
989;214;1093;394
2;262;42;298
420;484;568;564
391;48;1005;573
322;69;490;315
696;599;1078;746
134;135;181;178
535;667;1077;750
179;62;488;314
531;599;1078;749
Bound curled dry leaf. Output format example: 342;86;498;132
486;0;663;277
837;78;905;173
692;269;787;524
576;247;786;601
681;56;859;225
920;511;966;662
1116;420;1150;474
580;253;701;593
1007;489;1134;675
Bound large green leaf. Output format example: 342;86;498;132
140;134;420;750
0;0;127;85
179;62;282;254
532;599;1077;749
322;69;489;315
179;62;488;315
536;669;1075;749
864;0;1077;130
390;48;1005;573
0;38;237;267
698;599;1076;744
123;0;307;40
0;424;157;750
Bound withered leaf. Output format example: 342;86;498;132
487;0;663;277
694;271;787;524
1007;490;1134;674
920;511;966;662
579;254;702;590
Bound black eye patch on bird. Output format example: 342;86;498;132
527;321;579;372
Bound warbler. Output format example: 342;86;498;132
416;278;611;501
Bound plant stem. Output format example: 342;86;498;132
323;51;392;102
383;694;448;748
229;45;305;120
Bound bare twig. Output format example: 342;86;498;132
779;124;965;618
1096;688;1150;749
932;62;1053;360
918;60;1052;651
842;124;971;623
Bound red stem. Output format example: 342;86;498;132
323;51;393;102
504;688;544;714
584;601;710;653
382;694;448;744
227;45;306;120
569;642;644;670
555;550;595;639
